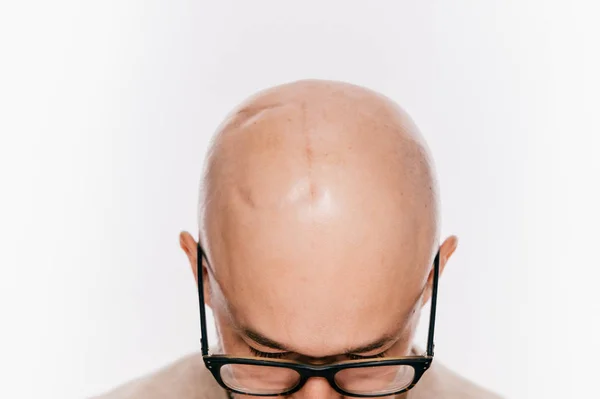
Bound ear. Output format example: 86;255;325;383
179;231;211;308
179;231;199;280
421;235;458;306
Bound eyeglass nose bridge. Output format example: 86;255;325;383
292;365;348;394
290;374;342;397
295;361;341;377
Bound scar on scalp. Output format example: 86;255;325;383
235;102;287;130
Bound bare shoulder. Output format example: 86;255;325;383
90;353;227;399
413;359;504;399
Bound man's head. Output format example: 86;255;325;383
180;79;458;397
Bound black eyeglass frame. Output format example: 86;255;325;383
197;244;441;397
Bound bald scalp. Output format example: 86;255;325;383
199;79;439;263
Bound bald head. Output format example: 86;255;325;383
182;79;454;365
201;79;439;256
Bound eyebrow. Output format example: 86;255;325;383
242;327;396;356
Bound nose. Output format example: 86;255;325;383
293;376;343;399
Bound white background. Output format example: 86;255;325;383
1;1;599;398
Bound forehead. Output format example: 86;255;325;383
220;286;423;358
206;192;429;356
212;253;424;357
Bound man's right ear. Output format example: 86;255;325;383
179;231;211;308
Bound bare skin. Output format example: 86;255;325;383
179;79;458;398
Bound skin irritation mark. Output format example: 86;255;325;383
301;101;317;202
237;185;256;208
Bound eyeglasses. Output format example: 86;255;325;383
197;244;441;397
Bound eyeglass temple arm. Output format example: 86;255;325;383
426;250;441;357
197;244;209;356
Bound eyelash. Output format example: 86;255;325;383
347;351;388;360
249;347;288;359
249;346;388;360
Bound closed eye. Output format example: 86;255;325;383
347;351;388;360
249;346;289;359
249;346;389;360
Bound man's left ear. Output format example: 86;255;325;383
421;235;458;306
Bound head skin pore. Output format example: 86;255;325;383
180;79;458;398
